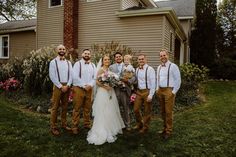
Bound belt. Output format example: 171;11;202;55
159;87;173;89
78;86;86;91
137;88;149;92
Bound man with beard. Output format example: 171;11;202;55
109;52;136;131
71;49;96;134
49;44;73;136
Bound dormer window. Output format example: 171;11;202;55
49;0;63;7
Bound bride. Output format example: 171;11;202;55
87;55;125;145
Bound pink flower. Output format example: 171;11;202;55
130;93;136;103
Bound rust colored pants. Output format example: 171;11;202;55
72;86;92;129
133;89;152;130
156;87;175;134
50;85;70;129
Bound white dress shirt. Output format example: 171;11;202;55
156;60;181;94
49;56;73;89
72;59;96;88
116;63;124;76
136;64;156;98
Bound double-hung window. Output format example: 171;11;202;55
0;35;9;59
49;0;63;7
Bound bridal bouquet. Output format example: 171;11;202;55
97;71;120;88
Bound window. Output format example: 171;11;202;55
49;0;63;7
0;35;9;59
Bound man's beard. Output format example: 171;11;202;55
83;56;90;61
116;60;122;64
58;51;65;56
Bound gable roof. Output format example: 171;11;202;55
155;0;195;19
0;19;36;34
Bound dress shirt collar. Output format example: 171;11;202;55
56;56;66;61
139;64;148;70
81;58;90;64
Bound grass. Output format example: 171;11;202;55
0;81;236;157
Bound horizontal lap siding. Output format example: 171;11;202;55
10;31;36;58
164;16;175;61
37;1;64;48
78;0;164;68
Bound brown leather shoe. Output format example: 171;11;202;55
84;125;91;130
139;128;148;134
163;133;171;140
72;128;79;135
51;128;60;136
132;124;143;130
62;126;72;131
126;127;132;131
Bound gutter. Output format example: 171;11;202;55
0;26;36;34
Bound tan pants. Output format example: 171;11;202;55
133;89;152;130
72;86;92;129
50;85;70;129
156;87;175;134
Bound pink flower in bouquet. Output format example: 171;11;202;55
98;71;120;87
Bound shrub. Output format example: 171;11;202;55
210;58;236;80
176;63;209;107
22;46;57;95
0;57;25;82
91;41;138;67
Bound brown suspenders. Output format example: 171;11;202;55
157;63;171;87
136;66;149;89
79;61;95;79
55;59;70;83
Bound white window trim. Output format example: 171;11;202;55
87;0;101;2
48;0;63;8
0;35;9;59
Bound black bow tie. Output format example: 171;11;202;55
161;64;166;67
60;57;65;61
139;66;144;69
85;62;90;64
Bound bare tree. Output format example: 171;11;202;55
0;0;36;23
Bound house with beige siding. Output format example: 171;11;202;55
0;19;36;62
1;0;195;67
36;0;195;67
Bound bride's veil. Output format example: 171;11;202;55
93;58;102;99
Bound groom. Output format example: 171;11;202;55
110;52;136;131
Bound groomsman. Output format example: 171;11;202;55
110;52;136;131
49;44;73;136
156;49;181;140
133;54;156;133
72;49;96;134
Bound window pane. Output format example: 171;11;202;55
1;36;8;57
51;0;61;6
3;37;8;46
3;47;8;57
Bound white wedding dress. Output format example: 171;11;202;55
87;86;125;145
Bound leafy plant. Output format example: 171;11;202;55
91;41;138;67
22;46;57;95
176;63;209;107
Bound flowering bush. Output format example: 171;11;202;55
0;78;21;91
97;71;120;87
0;57;25;82
22;46;58;95
91;41;138;67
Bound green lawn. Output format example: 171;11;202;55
0;81;236;157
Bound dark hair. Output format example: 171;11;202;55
82;49;91;53
113;51;122;58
